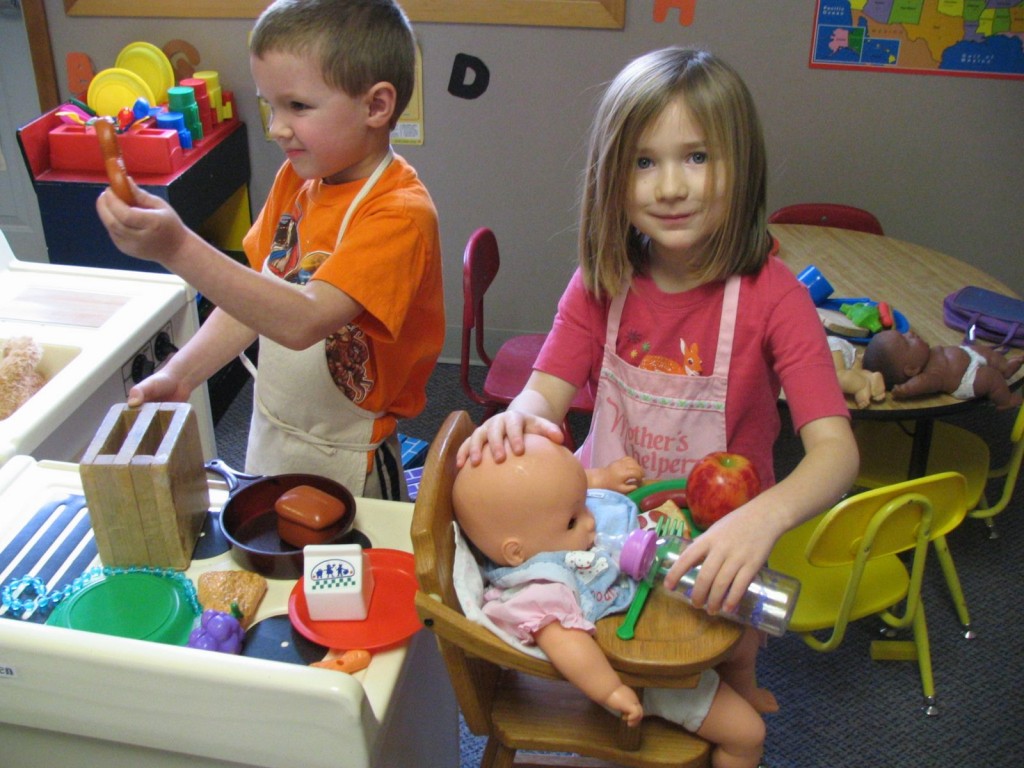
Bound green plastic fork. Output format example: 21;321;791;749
616;515;687;640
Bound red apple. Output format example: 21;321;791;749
686;452;761;530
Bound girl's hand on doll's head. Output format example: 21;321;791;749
662;496;781;616
456;411;565;467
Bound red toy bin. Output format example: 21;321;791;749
48;124;185;175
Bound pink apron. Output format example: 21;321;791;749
579;275;740;482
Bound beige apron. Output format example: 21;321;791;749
578;275;740;482
245;151;394;496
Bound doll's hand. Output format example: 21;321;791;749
606;684;643;727
838;365;886;409
586;457;644;492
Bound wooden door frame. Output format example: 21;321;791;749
24;0;60;112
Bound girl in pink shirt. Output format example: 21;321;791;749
459;48;858;764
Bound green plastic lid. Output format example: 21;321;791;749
46;572;196;645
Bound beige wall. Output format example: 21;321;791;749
42;0;1024;359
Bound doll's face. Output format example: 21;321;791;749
453;435;594;566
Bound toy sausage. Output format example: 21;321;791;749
638;488;688;513
877;301;894;329
94;119;133;204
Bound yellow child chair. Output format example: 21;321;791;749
853;404;1024;637
768;472;967;717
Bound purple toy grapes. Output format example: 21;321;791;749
188;608;244;654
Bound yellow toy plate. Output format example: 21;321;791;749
115;42;175;105
86;67;156;117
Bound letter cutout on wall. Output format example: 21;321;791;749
448;53;490;99
653;0;696;26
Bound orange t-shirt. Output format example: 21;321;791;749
243;155;444;444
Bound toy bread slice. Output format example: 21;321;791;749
197;570;268;629
818;308;867;338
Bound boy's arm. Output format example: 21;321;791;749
97;186;363;350
127;307;257;406
533;622;643;726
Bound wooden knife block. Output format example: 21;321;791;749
79;403;210;570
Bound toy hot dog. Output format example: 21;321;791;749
94;119;133;204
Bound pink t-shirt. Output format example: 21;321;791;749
535;256;849;486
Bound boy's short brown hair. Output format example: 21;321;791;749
250;0;416;127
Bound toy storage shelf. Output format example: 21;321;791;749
16;109;251;273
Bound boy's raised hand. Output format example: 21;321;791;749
96;180;189;267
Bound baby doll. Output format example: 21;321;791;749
829;337;885;409
452;434;765;766
0;336;46;421
862;329;1023;409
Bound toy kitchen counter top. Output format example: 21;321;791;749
0;456;458;768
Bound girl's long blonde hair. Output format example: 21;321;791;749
579;47;771;297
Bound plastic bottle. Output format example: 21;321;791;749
619;528;800;637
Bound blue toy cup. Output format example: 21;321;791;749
797;265;834;306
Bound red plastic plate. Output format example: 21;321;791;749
288;549;420;651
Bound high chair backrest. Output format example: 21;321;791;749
411;411;564;730
805;472;967;568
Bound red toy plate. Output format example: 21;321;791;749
288;549;420;651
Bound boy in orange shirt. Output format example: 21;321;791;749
96;0;444;500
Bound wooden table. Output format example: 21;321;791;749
771;223;1023;475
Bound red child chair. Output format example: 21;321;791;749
768;203;884;235
460;227;593;450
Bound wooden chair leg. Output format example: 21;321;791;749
615;714;642;751
484;736;516;768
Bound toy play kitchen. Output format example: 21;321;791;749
0;229;216;466
0;453;458;768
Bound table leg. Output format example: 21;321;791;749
908;418;934;479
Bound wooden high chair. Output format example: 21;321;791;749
412;411;737;768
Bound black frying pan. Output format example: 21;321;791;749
207;459;358;579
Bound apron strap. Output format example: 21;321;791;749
334;148;394;250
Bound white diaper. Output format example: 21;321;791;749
952;346;987;400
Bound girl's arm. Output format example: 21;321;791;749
457;370;579;466
533;622;643;727
663;415;857;615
